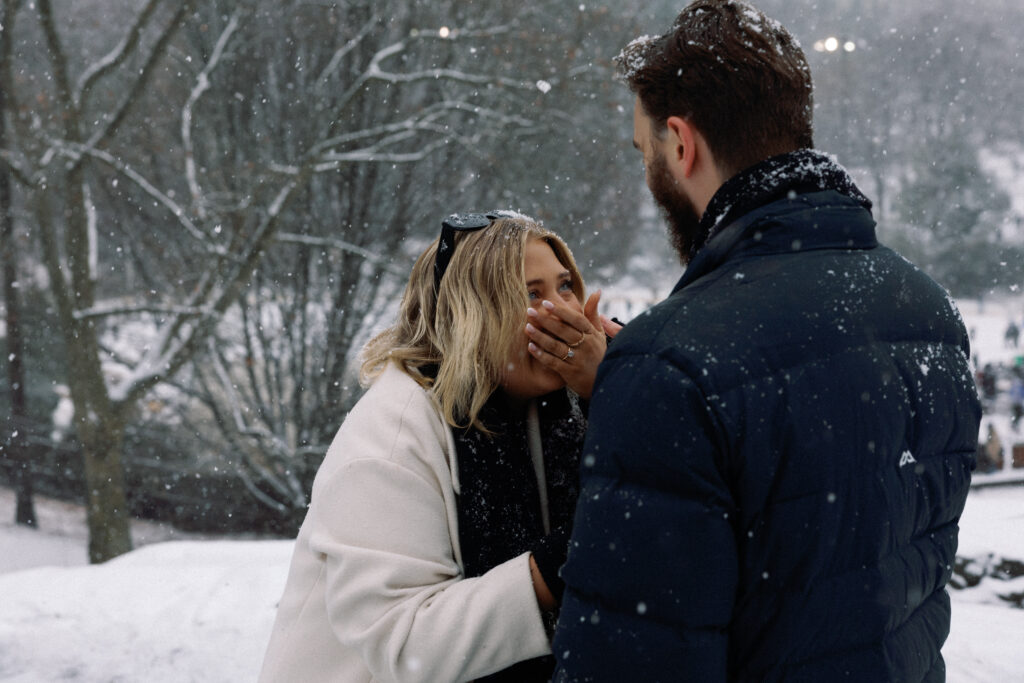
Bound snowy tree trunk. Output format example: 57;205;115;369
19;0;197;562
1;151;36;528
78;413;132;562
0;1;35;527
36;166;135;559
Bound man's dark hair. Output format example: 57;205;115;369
617;0;814;176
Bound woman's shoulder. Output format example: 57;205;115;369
324;362;451;471
364;360;430;397
349;362;439;427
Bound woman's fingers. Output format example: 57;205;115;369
525;296;609;399
526;306;587;347
583;290;602;329
600;314;623;339
538;298;595;339
526;322;567;359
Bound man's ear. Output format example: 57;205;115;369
665;115;697;178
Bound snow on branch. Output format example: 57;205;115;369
275;233;407;276
316;15;378;87
314;139;447;168
314;125;483;167
267;102;536;177
83;181;98;284
182;9;242;220
429;100;536;129
311;114;445;155
366;40;539;91
310;100;534;156
315;127;460;167
73;302;213;321
109;169;306;407
330;30;538;119
107;309;198;404
54;141;226;253
0;148;33;186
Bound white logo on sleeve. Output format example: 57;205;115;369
899;450;917;468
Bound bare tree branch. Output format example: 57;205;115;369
0;149;32;186
110;166;310;407
313;139;448;167
36;0;76;132
204;343;306;508
74;302;213;321
182;8;242;219
192;360;297;513
77;0;194;161
315;14;378;87
309;100;534;158
74;0;163;107
238;301;276;437
365;40;541;90
276;232;408;275
327;28;538;133
54;140;224;251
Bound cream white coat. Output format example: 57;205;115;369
258;363;551;683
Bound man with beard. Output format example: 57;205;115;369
524;1;981;681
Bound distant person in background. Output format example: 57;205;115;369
1005;320;1020;348
1010;367;1024;431
980;423;1003;472
979;363;998;405
259;212;617;683
529;1;982;681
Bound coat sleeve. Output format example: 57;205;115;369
552;353;737;682
306;385;551;683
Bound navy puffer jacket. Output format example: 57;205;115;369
552;156;980;682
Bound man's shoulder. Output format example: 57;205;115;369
605;236;965;379
601;289;720;379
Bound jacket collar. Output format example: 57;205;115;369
673;149;876;294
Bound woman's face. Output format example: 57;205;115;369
500;238;582;400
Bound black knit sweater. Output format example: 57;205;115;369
454;388;585;683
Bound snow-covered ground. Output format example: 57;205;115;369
0;295;1021;682
0;484;1021;682
0;488;287;682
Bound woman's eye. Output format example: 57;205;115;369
559;280;573;291
528;290;539;300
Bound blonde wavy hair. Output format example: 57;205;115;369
360;215;585;429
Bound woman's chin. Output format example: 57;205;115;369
532;366;567;396
501;358;566;400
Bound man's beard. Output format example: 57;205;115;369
648;152;704;265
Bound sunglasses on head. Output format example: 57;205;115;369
434;210;513;292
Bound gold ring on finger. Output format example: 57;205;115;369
567;331;587;348
562;348;575;361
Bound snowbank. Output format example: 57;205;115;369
1;488;1022;682
0;539;290;682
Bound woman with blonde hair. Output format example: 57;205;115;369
259;211;618;683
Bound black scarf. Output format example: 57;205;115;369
691;148;872;262
454;388;586;683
